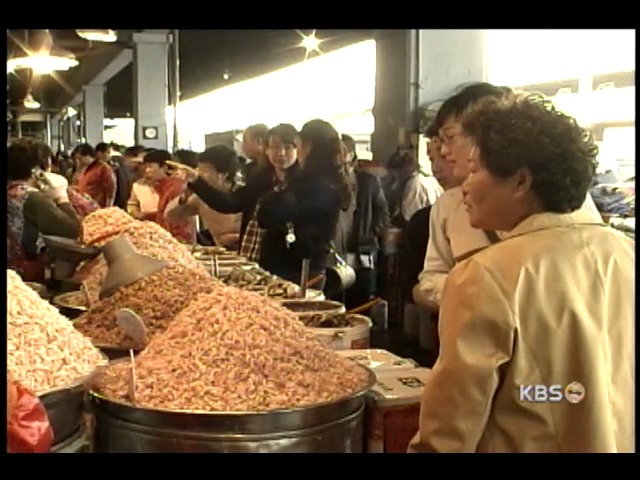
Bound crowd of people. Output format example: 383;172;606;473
6;82;634;452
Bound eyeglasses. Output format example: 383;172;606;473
438;130;465;148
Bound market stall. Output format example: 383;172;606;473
7;205;429;453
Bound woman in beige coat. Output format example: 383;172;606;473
409;94;634;453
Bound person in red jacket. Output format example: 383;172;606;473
143;150;194;244
75;143;117;208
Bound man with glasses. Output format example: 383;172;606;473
413;82;603;314
413;83;511;312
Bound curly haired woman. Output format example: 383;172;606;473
410;94;634;453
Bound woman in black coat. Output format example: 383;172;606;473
257;119;352;284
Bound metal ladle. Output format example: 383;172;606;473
99;236;168;299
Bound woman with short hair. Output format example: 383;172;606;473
410;94;634;453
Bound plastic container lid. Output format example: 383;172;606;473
337;349;417;371
368;368;432;407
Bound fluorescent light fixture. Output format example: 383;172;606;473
76;29;118;43
7;53;79;75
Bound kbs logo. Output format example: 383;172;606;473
518;381;585;404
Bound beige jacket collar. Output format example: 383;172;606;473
503;210;606;241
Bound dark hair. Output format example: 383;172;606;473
35;143;54;171
244;123;269;143
8;139;44;181
461;93;599;213
268;123;299;147
299;119;352;210
96;142;111;154
75;143;96;158
341;134;357;159
143;149;172;167
434;82;514;132
387;148;419;173
424;122;439;138
174;149;199;169
124;145;145;158
198;145;239;182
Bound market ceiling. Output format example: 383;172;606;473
7;29;374;118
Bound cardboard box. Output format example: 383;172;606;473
337;349;418;372
365;368;432;453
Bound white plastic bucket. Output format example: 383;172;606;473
307;315;372;351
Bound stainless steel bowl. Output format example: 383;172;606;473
88;365;375;453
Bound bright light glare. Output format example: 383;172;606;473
23;93;40;109
298;30;323;59
76;29;118;43
486;29;635;86
164;39;376;151
7;54;79;75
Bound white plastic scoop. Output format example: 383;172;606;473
116;308;148;346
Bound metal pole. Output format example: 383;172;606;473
172;29;180;152
45;113;52;146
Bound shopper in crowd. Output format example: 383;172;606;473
75;143;117;208
173;149;199;169
165;145;242;249
410;93;634;453
7;139;81;282
256;119;350;284
336;133;390;308
110;145;139;211
386;148;443;229
401;127;456;310
185;124;300;254
142;150;194;243
240;123;269;183
36;143;100;219
95;142;113;164
413;82;603;313
127;149;160;222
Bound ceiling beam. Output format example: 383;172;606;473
68;48;133;107
52;44;133;111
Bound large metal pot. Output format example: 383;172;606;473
51;291;88;319
88;367;374;453
39;380;87;445
26;282;50;300
280;300;346;321
50;428;89;453
39;357;109;445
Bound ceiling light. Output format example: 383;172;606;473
7;30;79;75
7;53;79;75
75;29;118;43
23;92;41;109
297;30;323;60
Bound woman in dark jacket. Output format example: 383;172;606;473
257;119;352;284
186;124;299;256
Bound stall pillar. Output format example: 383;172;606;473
66;115;78;148
371;29;487;329
50;114;61;152
132;30;170;150
83;85;105;147
372;29;487;162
